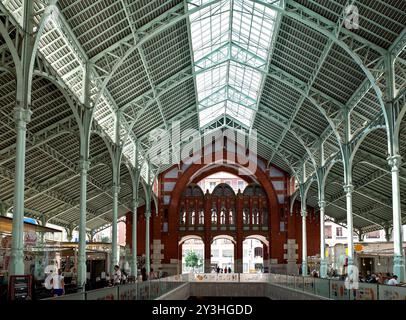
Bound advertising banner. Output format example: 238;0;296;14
314;278;330;298
330;280;350;300
350;283;378;300
378;285;406;300
85;287;118;300
240;273;269;282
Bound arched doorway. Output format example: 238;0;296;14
179;236;204;274
211;235;235;273
243;235;269;273
243;239;264;273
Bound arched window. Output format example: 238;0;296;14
243;209;249;225
190;211;195;225
181;210;186;224
252;209;259;225
254;247;263;258
229;210;234;225
262;208;268;225
211;209;217;224
220;209;226;224
199;210;204;224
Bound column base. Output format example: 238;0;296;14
394;255;405;282
234;259;242;273
77;258;87;289
301;262;308;276
287;261;299;275
320;259;328;278
263;259;270;273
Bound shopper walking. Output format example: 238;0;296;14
52;269;65;297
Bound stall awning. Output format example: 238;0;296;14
0;216;62;234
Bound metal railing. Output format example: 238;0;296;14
44;272;406;300
44;274;189;300
269;273;406;300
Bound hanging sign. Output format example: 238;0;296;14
24;232;37;247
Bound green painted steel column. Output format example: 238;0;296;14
388;155;405;281
10;106;32;275
344;184;354;266
145;193;151;274
131;199;138;278
319;200;328;278
10;0;34;276
111;185;120;273
77;159;90;288
301;208;307;276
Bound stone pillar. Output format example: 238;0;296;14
319;200;327;278
9;106;32;275
284;239;299;275
388;155;405;281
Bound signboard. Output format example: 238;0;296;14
240;273;269;282
24;232;37;247
191;273;239;282
8;275;32;300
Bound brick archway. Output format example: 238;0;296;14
168;160;284;264
169;162;279;220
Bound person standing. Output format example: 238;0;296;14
113;265;122;285
387;275;398;286
52;269;65;297
141;267;148;281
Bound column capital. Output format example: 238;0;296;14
79;159;91;171
14;106;32;123
112;185;121;195
388;155;402;171
318;200;326;209
132;199;139;209
301;210;307;217
343;184;354;194
145;211;151;219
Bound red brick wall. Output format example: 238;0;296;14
126;161;321;267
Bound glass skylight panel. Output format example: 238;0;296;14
195;63;228;100
188;0;280;129
227;101;254;126
199;102;225;127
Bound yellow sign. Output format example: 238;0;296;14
354;244;363;252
